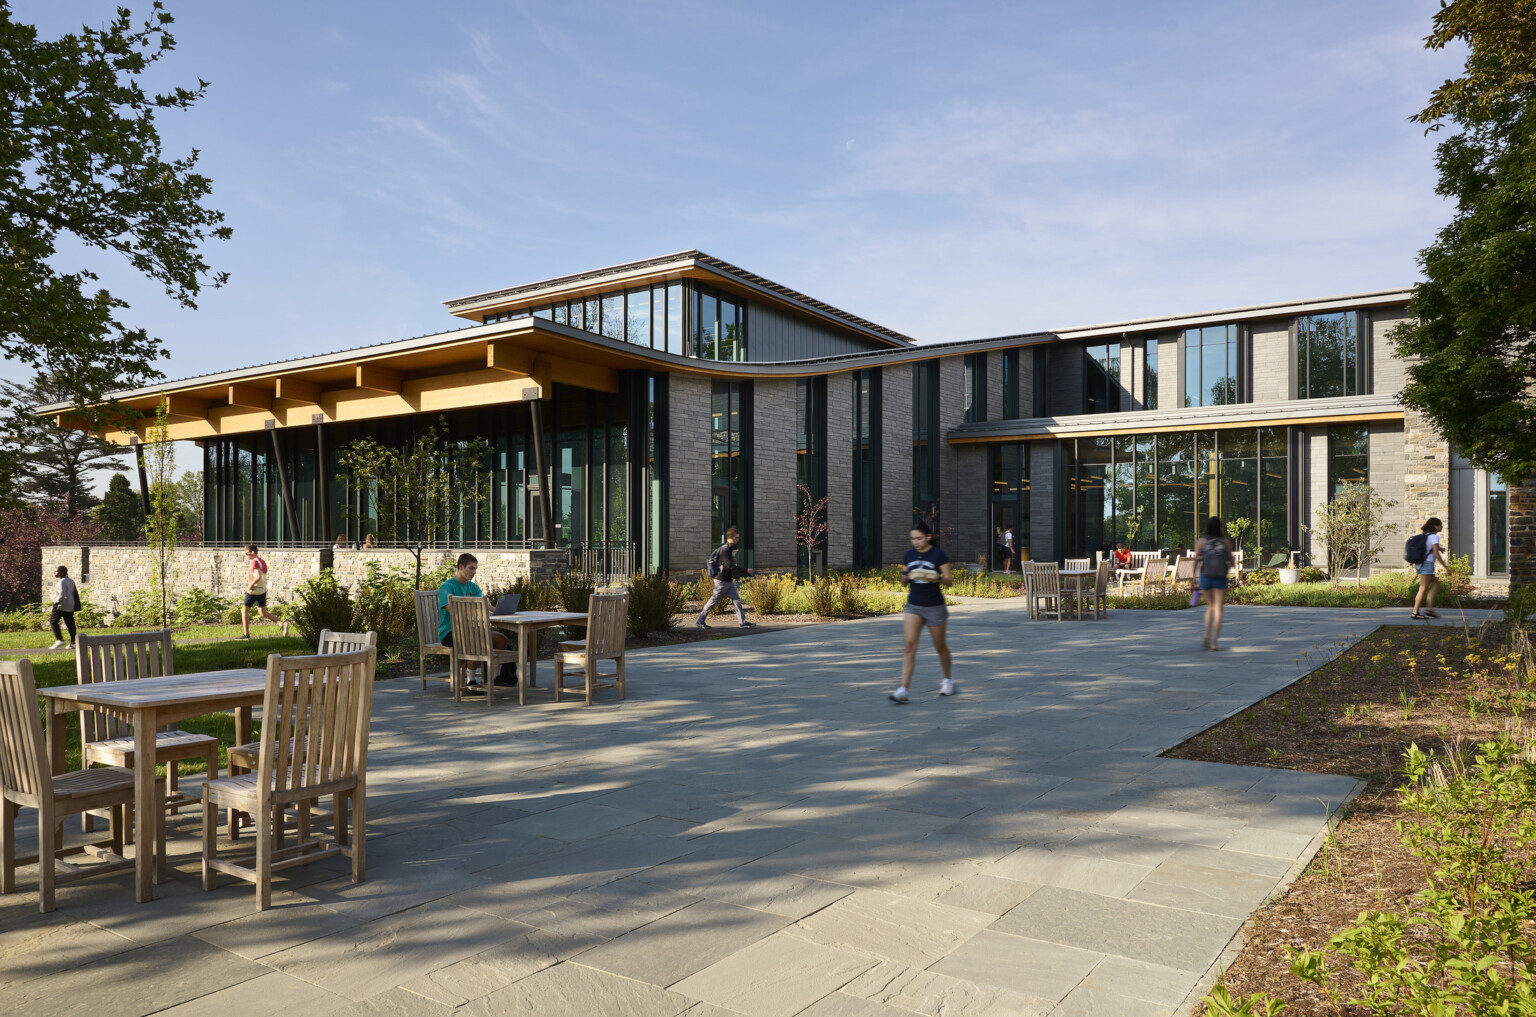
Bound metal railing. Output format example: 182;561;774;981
569;542;636;582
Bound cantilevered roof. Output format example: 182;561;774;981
1051;287;1414;339
442;250;917;348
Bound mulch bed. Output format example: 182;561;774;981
1164;621;1532;1014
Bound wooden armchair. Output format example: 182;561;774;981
1029;563;1064;620
413;590;453;691
1173;556;1197;593
76;631;217;831
1;659;163;913
202;647;376;911
1081;560;1114;619
1064;558;1091;571
448;595;520;705
1125;558;1169;596
227;630;376;840
554;592;627;705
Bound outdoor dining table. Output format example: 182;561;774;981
39;668;267;903
1059;568;1095;619
490;611;589;705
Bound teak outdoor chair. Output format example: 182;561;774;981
553;591;627;705
1064;558;1091;572
413;590;453;691
1125;558;1169;596
1;659;164;913
1019;561;1039;620
1080;560;1114;619
448;595;519;705
227;630;377;840
201;647;376;911
1173;556;1197;593
1029;563;1063;620
76;630;218;834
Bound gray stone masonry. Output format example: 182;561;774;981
1404;406;1450;536
1511;476;1536;585
938;356;964;545
1250;319;1290;404
46;546;567;617
1160;331;1181;411
956;444;989;566
667;373;713;575
752;379;798;572
826;374;854;570
1029;445;1055;562
881;364;914;567
1305;426;1326;565
1020;343;1037;416
1372;307;1410;397
1369;423;1409;571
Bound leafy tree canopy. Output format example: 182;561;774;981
95;470;143;541
0;1;229;415
0;373;126;515
1393;0;1536;479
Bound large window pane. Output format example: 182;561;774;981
626;288;650;346
1145;339;1158;410
601;293;625;341
1299;312;1358;399
1490;473;1508;574
666;283;683;356
1327;424;1369;497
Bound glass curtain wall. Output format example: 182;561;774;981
1183;325;1239;407
912;361;940;521
203;385;643;556
1085;343;1122;413
1001;348;1020;419
1297;312;1361;399
963;353;987;423
1065;427;1293;559
1490;473;1508;574
710;381;751;548
1327;424;1370;497
1145;339;1159;410
502;282;686;356
796;376;828;574
851;369;882;568
694;284;747;362
990;444;1030;569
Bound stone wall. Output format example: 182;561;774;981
1510;477;1536;586
752;378;798;571
47;545;569;616
1028;445;1056;563
986;350;1004;421
1251;319;1290;403
667;373;713;573
938;355;965;544
956;444;989;565
881;363;914;566
1404;407;1450;532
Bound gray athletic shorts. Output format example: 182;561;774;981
905;603;949;627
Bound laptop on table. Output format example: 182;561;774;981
492;593;521;616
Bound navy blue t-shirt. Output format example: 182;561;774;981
903;546;950;607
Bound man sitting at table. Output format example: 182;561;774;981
438;553;517;695
1113;543;1133;567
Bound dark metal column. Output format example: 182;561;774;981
133;440;152;518
528;399;556;547
266;421;301;543
314;414;332;541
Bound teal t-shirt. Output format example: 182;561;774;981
438;577;483;642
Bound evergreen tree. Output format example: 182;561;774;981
0;374;126;515
96;472;144;541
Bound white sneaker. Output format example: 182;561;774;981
940;679;956;696
889;687;909;704
49;640;65;650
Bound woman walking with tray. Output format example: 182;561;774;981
1195;516;1233;651
890;520;956;703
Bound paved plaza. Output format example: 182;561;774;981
0;601;1390;1017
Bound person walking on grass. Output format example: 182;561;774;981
1410;516;1447;620
239;543;288;639
48;565;80;650
697;526;755;629
1195;517;1233;651
891;520;955;703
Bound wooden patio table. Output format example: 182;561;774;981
1059;569;1095;620
39;668;266;903
490;611;589;705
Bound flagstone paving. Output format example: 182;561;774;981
1;601;1389;1016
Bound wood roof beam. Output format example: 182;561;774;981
274;377;322;405
227;384;272;411
355;364;402;394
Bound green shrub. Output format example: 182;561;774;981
1242;568;1278;586
172;588;232;625
1299;565;1327;583
114;588;167;628
74;594;107;629
354;560;416;657
740;573;794;615
421;559;457;590
288;569;355;649
551;570;596;614
834;573;862;614
1289;738;1536;1016
1443;553;1474;597
806;575;840;616
0;605;48;631
625;572;687;637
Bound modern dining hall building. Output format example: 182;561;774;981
44;250;1516;588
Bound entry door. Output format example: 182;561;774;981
992;503;1021;571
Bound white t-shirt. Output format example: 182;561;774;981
1425;532;1440;565
1004;529;1014;548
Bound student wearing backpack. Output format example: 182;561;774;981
697;527;755;629
1195;516;1233;651
1409;517;1447;620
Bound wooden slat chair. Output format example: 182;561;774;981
226;630;377;840
1064;558;1091;572
76;631;217;834
1173;556;1198;595
553;592;628;705
1019;561;1038;620
413;591;454;691
1128;557;1169;596
1080;560;1114;619
201;647;376;911
448;596;519;706
1;659;163;913
1029;563;1063;620
1130;551;1158;569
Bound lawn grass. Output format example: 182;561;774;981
3;633;309;772
0;623;282;650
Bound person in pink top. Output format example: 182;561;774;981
239;543;288;639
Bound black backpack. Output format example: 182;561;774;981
1405;533;1429;564
706;547;723;579
1199;539;1231;578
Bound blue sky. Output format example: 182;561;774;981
19;0;1460;386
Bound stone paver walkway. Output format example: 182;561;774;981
2;602;1386;1017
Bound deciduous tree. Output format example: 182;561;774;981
95;472;144;541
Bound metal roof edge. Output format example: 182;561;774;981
1051;287;1415;337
